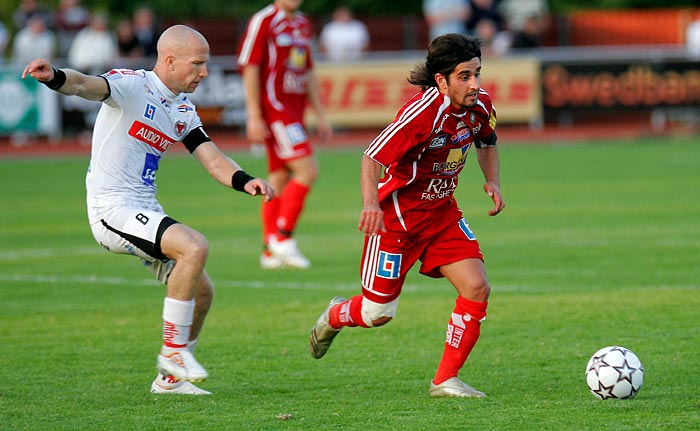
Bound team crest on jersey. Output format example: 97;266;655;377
177;104;193;113
175;121;187;136
144;103;156;120
429;135;448;149
469;112;476;124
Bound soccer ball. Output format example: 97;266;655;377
585;346;644;399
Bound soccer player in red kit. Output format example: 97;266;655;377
310;33;505;398
238;0;332;269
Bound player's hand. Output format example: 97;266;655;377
245;178;275;202
358;203;385;236
245;115;268;144
484;182;505;216
316;117;333;143
22;59;54;81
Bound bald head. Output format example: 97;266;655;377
153;25;210;94
157;25;209;58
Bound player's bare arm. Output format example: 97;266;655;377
358;155;385;235
193;141;274;202
475;146;505;216
241;65;267;143
306;70;333;142
22;59;109;101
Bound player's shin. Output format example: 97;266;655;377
433;296;487;384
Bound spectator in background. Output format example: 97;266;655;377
68;11;117;73
12;15;55;66
474;17;510;57
13;0;53;31
500;0;548;50
319;6;370;62
686;11;700;60
116;18;144;59
133;6;160;58
66;12;118;138
423;0;471;40
466;0;504;36
54;0;90;56
0;21;8;64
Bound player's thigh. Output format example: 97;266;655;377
158;222;209;262
439;258;490;302
91;208;177;261
360;231;420;303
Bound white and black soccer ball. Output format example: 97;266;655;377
585;346;644;399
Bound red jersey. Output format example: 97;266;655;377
237;4;314;122
364;87;497;233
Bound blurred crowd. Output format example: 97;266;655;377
423;0;550;57
0;0;160;70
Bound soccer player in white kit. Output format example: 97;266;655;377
22;25;274;395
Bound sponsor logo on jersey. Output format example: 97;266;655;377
429;134;448;149
451;128;471;145
143;84;154;96
376;251;401;279
159;98;170;110
431;144;471;175
175;121;187;136
421;176;459;200
177;104;193;113
456;120;467;130
128;121;175;151
143;103;156;120
276;33;292;46
434;114;449;134
102;69;123;80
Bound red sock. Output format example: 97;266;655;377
262;197;280;247
328;295;370;329
433;297;488;385
276;180;310;240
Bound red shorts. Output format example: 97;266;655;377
264;119;314;172
360;217;483;304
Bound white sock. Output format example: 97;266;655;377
161;297;195;353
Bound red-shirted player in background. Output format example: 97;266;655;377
310;33;505;398
238;0;332;269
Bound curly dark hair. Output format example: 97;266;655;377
408;33;483;90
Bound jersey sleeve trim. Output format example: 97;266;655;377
99;76;111;101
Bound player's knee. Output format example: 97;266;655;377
371;316;393;327
361;297;399;328
186;232;209;263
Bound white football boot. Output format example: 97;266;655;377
150;373;211;395
157;349;208;382
268;237;311;269
310;296;346;359
429;377;486;398
260;252;285;269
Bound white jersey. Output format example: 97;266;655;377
86;69;204;224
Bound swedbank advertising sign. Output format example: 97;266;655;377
542;62;700;110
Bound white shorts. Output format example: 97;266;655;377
90;207;178;283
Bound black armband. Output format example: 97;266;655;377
474;131;497;148
42;68;67;90
232;170;256;193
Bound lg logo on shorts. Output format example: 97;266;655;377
377;251;402;279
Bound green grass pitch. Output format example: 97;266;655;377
1;135;699;430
